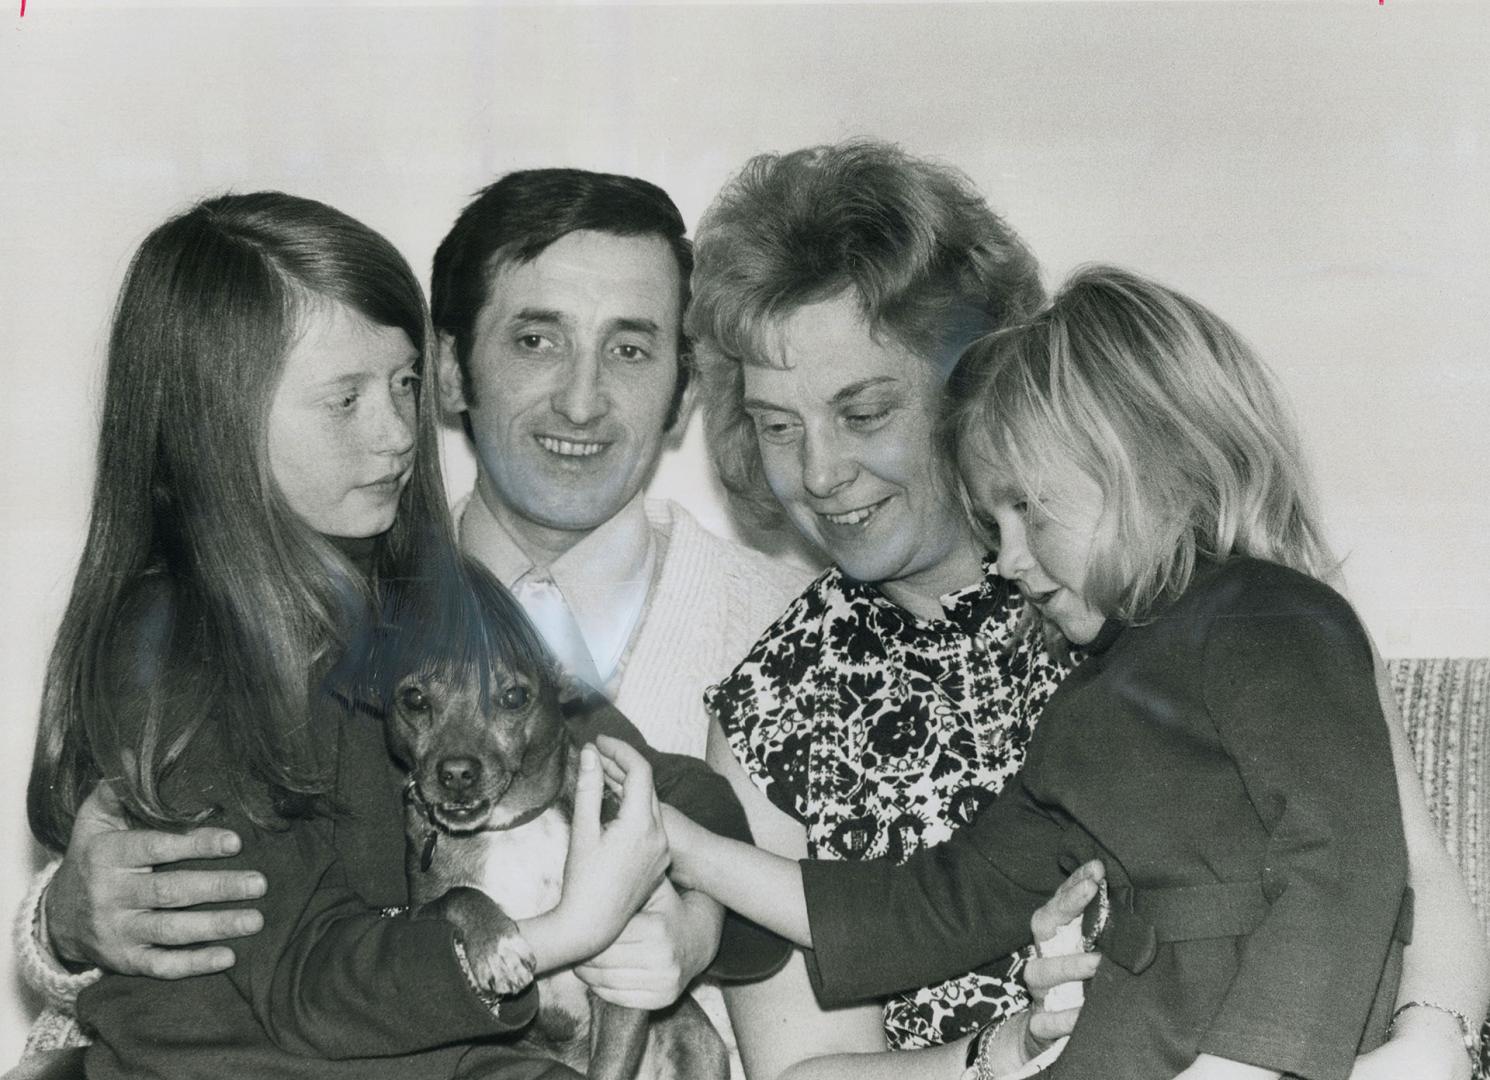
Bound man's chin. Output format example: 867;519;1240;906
505;489;638;537
479;465;637;535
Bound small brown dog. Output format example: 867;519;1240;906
370;561;728;1080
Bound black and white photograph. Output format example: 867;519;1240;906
3;3;1487;1078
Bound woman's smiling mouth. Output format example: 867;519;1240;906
819;497;892;528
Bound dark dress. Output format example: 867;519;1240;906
799;558;1412;1080
707;558;1068;1047
76;577;776;1080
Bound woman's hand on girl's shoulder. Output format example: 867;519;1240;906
48;783;266;978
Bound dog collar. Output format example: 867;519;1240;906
404;776;563;873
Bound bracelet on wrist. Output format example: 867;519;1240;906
962;1008;1031;1080
1390;1000;1484;1080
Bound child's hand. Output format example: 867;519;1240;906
560;741;669;955
591;734;704;885
574;880;721;1009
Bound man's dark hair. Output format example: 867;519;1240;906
431;168;694;429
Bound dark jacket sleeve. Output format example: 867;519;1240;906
798;774;1064;1006
562;688;791;981
174;808;536;1058
1194;574;1408;1080
79;582;535;1060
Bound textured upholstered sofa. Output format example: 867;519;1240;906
1387;657;1490;1071
6;658;1487;1080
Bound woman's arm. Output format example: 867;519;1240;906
707;718;937;1080
1347;655;1488;1080
700;717;1041;1080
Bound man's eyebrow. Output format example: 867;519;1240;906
608;317;660;336
829;376;899;405
509;307;565;325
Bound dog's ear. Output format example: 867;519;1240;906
555;674;588;708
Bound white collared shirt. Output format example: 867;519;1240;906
455;488;656;693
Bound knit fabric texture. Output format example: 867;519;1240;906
1387;656;1490;1070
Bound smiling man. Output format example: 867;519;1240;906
430;169;808;757
427;171;809;1076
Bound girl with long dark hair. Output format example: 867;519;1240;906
26;192;678;1079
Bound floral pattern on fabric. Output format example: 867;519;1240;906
707;558;1070;1049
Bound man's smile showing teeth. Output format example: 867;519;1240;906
821;498;890;527
536;435;607;458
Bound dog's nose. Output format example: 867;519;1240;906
436;756;482;795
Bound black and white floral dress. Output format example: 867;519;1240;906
706;558;1069;1049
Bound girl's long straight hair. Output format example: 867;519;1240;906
29;192;458;851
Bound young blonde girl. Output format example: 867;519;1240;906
621;266;1435;1080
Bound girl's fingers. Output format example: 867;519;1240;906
571;744;603;841
596;753;627;796
610;760;655;827
594;735;648;774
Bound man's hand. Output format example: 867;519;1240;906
46;783;265;978
575;879;722;1009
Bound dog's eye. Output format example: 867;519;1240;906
499;685;529;710
398;685;429;713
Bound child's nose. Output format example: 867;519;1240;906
372;392;416;457
995;521;1034;581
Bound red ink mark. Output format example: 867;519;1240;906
19;0;24;17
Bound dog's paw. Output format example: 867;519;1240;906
464;916;538;996
459;903;536;996
423;886;538;998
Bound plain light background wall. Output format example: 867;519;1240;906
3;0;1486;1059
